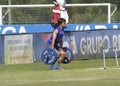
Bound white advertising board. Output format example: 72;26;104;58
4;34;33;64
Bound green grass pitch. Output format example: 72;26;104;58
0;58;120;86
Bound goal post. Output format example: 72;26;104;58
103;47;119;69
0;7;2;25
0;3;117;25
66;3;111;24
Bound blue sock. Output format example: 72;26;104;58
55;62;61;70
50;64;54;70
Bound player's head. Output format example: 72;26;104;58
58;18;66;29
58;18;66;25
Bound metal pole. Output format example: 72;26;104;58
8;0;12;24
0;7;2;25
108;4;111;23
103;49;106;69
115;49;119;68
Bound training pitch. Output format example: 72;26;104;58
0;58;120;86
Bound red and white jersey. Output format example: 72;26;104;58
51;0;69;23
51;5;61;23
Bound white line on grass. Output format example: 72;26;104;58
86;67;120;70
41;77;120;82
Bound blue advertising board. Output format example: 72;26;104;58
63;29;120;59
0;23;120;34
32;29;120;61
0;23;120;64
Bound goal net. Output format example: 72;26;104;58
0;3;116;25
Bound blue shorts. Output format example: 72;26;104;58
45;43;62;51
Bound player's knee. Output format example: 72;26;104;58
59;50;65;57
58;56;64;63
58;51;65;63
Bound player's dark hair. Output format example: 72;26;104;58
58;18;66;26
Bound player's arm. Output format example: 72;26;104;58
51;29;58;49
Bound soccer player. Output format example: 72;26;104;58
50;0;69;29
46;18;67;70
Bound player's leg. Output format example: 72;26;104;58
45;44;56;70
58;50;65;63
60;10;69;24
55;50;65;70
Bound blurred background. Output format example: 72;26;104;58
0;0;120;24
